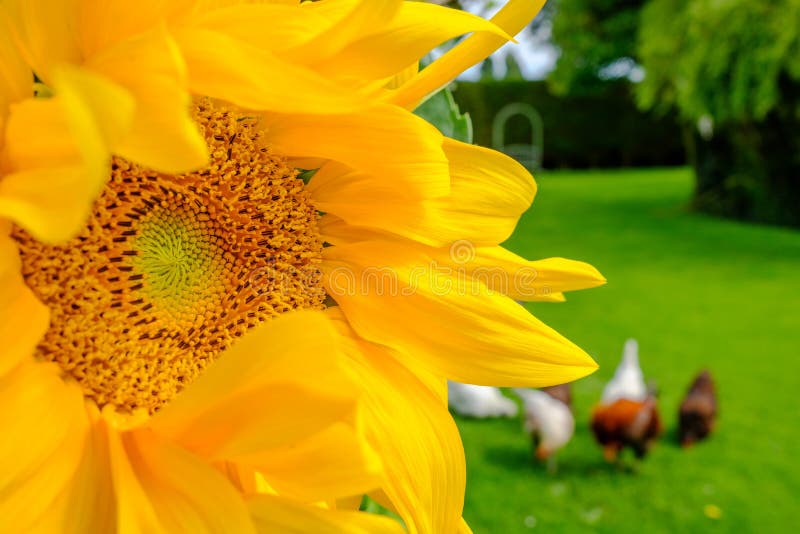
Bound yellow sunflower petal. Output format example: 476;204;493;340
0;362;88;532
386;62;419;90
286;0;401;63
151;311;358;459
390;0;546;108
109;426;255;534
247;494;405;534
34;410;117;533
76;0;194;58
0;232;49;376
306;161;415;208
444;248;606;301
186;3;327;53
309;138;534;247
316;222;596;304
265;105;449;199
317;1;511;81
173;27;367;114
52;64;136;151
323;241;598;387
329;309;467;534
1;0;81;84
335;495;365;512
439;138;537;244
190;0;299;11
163;382;356;462
244;419;382;502
531;291;567;303
0;21;30;115
0;161;103;245
316;215;391;246
0;65;129;243
87;24;207;173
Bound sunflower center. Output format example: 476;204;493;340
12;100;326;414
130;207;225;321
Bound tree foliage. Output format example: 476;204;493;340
637;0;800;226
549;0;800;226
549;0;647;95
638;0;800;123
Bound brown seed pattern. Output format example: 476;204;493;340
12;100;326;414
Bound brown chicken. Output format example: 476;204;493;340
678;370;718;447
591;396;663;462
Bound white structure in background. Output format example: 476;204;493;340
601;338;648;404
513;388;575;461
492;102;544;169
697;114;715;140
447;381;519;418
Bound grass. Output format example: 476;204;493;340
457;168;800;533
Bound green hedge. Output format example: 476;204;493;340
451;80;686;169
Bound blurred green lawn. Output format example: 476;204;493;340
457;168;800;533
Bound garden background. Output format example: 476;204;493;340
431;1;800;531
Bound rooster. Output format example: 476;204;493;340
513;387;574;471
678;370;718;447
591;339;662;462
447;381;518;418
591;396;662;461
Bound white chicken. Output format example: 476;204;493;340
447;381;518;418
513;388;574;470
601;338;647;404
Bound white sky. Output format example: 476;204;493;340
431;0;559;81
440;1;644;82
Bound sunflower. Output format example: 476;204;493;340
1;1;604;533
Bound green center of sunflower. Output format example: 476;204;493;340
12;100;326;414
131;208;225;319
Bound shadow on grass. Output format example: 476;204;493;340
485;447;620;478
483;445;650;478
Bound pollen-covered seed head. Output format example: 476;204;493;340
13;100;326;414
